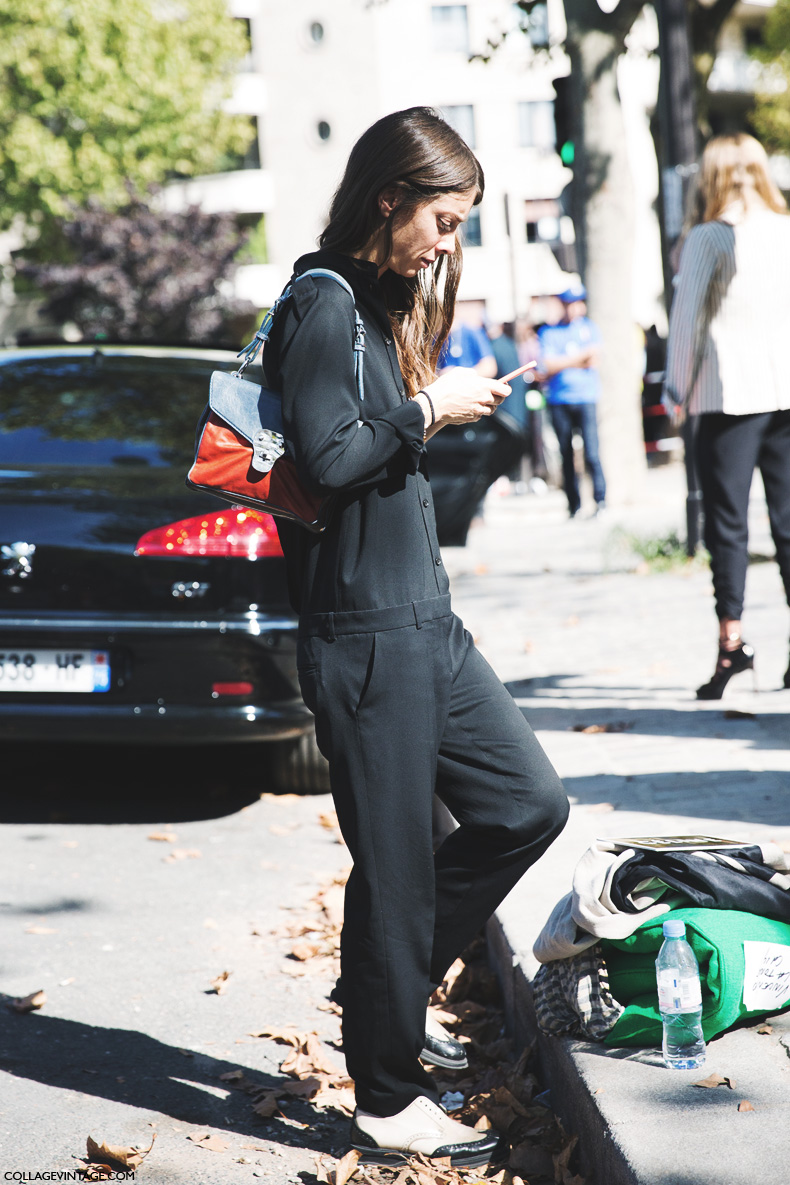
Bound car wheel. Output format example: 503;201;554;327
271;729;331;794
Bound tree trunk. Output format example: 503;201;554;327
565;6;647;506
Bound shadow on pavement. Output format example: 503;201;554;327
0;742;291;824
0;1012;345;1158
506;681;790;751
560;769;789;827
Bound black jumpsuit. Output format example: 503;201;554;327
264;249;569;1118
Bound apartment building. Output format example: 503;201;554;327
163;0;576;321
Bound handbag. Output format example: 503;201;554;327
186;268;366;532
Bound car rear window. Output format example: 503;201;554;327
0;354;235;467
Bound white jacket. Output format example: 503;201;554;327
664;206;790;416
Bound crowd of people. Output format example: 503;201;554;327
438;284;607;519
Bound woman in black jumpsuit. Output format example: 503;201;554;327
264;108;569;1168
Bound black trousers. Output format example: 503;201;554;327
696;410;790;621
297;595;569;1116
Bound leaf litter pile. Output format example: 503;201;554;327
250;808;586;1185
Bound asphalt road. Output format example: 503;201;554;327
2;459;787;1185
0;744;351;1183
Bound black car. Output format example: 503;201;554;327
0;345;524;772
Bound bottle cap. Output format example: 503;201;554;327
663;919;686;937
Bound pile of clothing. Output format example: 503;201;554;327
531;839;790;1046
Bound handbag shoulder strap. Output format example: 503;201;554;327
235;268;366;401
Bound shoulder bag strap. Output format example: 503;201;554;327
235;268;366;402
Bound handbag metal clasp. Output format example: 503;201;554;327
250;428;286;475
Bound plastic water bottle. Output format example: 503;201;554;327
655;919;706;1070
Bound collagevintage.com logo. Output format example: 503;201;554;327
3;1175;134;1182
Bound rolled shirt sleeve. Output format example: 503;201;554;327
276;275;426;493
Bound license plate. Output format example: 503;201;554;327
0;649;111;693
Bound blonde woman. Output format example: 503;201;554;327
664;133;790;698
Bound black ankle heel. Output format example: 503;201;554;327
696;641;755;701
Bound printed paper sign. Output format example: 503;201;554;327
742;941;790;1011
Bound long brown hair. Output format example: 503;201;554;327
694;133;787;225
319;107;484;395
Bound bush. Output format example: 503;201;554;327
15;191;256;347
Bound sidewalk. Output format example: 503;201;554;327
444;461;790;1185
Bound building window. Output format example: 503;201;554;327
441;104;475;149
524;198;561;243
309;21;325;44
235;18;254;71
525;0;549;49
316;120;332;142
431;6;469;53
216;115;261;172
518;101;556;151
460;207;482;248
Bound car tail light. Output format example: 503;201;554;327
135;508;283;558
212;681;254;697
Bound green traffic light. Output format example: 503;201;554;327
560;141;575;166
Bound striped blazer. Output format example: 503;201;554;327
663;207;790;416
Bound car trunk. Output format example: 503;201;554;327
0;351;292;614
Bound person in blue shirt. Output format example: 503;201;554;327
437;316;496;376
537;283;606;518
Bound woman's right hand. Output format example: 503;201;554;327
419;367;511;426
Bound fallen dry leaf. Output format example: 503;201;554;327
291;941;322;961
85;1133;155;1171
74;1163;114;1181
5;989;46;1013
163;848;202;862
187;1132;230;1152
281;1075;322;1099
280;1033;341;1077
331;1148;361;1185
757;1024;773;1035
147;830;177;842
693;1073;735;1090
25;924;57;934
509;1140;555;1178
738;1100;755;1112
318;811;339;831
318;883;346;930
312;1083;357;1115
553;1133;578;1180
249;1026;307;1046
252;1093;280;1118
209;970;231;995
219;1069;245;1082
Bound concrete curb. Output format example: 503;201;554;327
487;914;638;1185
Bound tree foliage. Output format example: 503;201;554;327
0;0;254;229
14;192;256;345
751;0;790;154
